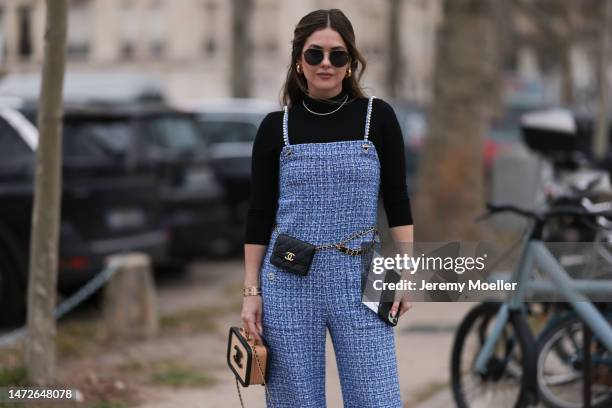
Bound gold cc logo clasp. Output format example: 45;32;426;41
233;345;244;368
284;252;295;261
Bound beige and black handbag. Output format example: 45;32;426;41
227;326;275;407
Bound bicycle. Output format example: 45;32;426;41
524;187;612;408
451;203;612;408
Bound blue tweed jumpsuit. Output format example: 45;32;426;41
260;96;403;408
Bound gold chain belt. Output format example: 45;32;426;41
273;224;378;256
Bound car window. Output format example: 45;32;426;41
0;118;33;158
145;116;205;151
19;109;133;159
198;120;258;144
20;109;36;126
63;120;132;158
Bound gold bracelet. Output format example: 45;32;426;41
243;286;262;296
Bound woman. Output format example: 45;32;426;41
242;8;414;408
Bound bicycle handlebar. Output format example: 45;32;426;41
478;203;612;226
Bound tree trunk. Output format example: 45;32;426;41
414;0;497;241
559;0;575;106
25;0;67;386
231;0;253;98
386;0;403;98
490;0;513;115
512;0;575;105
594;0;612;160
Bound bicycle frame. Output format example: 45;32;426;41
474;229;612;375
530;241;612;351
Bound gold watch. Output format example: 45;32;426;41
243;286;262;296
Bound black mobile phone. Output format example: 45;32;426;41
377;267;402;326
378;301;399;326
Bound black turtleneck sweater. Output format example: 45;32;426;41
245;90;413;245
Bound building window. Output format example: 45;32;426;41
202;1;218;58
148;0;165;57
67;0;91;59
253;3;278;56
0;7;6;65
18;5;32;60
120;0;137;60
121;43;134;59
203;37;216;56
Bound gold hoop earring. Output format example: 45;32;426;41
345;66;352;78
296;63;302;74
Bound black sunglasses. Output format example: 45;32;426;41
303;48;351;68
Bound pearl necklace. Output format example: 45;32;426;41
302;94;349;116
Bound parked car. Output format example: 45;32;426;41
0;102;167;327
20;101;231;266
179;98;277;249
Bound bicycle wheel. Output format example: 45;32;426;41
537;313;612;408
451;302;537;408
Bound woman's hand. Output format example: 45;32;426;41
390;297;412;318
388;225;414;319
241;295;263;343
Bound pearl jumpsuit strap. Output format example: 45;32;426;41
361;96;376;152
364;95;376;141
282;105;290;147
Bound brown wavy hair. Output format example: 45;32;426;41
280;9;367;107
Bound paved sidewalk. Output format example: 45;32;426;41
414;389;454;408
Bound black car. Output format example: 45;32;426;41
183;98;276;248
0;103;167;327
25;102;230;266
133;105;231;261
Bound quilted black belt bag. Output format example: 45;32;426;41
270;225;378;276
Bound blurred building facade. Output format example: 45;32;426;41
0;0;441;104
